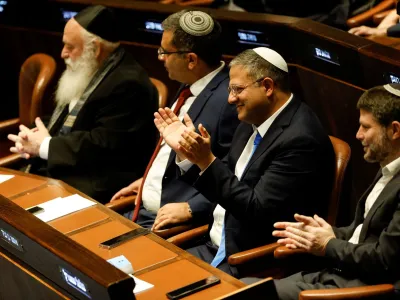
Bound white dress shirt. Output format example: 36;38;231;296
142;62;226;213
348;156;400;244
39;98;80;160
210;94;293;247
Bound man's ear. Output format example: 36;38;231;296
262;77;274;97
187;53;198;70
390;121;400;140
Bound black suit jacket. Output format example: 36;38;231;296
190;95;335;274
31;50;159;203
137;66;240;227
326;170;400;288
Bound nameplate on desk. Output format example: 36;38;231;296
60;267;91;298
0;228;23;252
311;45;340;66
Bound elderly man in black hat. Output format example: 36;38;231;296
8;5;158;203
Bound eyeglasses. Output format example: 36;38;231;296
157;47;191;59
228;77;265;96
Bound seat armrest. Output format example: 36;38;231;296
153;224;195;239
347;0;396;28
274;246;308;259
0;154;23;168
228;242;280;266
373;10;393;25
0;118;19;134
299;284;394;300
105;195;136;212
167;224;208;247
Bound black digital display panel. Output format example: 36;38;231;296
312;45;340;66
0;0;7;13
0;228;23;252
60;267;91;298
61;9;78;22
384;72;400;84
144;20;163;34
237;29;269;47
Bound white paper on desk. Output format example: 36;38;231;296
33;194;95;222
0;174;14;184
128;274;154;294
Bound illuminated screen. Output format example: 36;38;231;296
0;0;7;13
312;46;340;66
390;74;400;84
61;10;78;21
0;228;23;252
60;267;91;298
144;20;163;33
237;29;269;46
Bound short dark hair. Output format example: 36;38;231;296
357;85;400;126
229;49;291;93
162;10;222;67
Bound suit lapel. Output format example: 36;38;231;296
359;170;400;242
165;67;229;169
240;96;301;178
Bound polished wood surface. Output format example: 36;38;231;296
0;167;245;299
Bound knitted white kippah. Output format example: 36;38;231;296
179;11;214;36
253;47;288;73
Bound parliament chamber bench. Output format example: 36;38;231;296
0;167;245;299
1;0;400;225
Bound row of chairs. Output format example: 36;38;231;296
0;53;395;299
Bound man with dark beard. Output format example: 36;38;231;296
8;5;158;203
272;84;400;299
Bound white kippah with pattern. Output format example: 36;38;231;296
253;47;288;73
384;84;400;97
179;11;214;36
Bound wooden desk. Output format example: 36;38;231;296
0;167;245;299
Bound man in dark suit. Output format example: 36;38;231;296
272;84;400;299
110;10;239;229
7;5;158;203
154;47;335;277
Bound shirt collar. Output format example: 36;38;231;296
252;93;294;137
190;61;225;97
382;156;400;177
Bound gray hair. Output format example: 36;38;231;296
162;10;222;67
229;49;290;92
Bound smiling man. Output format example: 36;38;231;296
111;10;239;230
272;84;400;299
153;47;335;277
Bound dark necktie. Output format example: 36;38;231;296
132;87;193;222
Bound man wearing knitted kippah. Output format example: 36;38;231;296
111;11;240;230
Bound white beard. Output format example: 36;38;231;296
55;48;98;107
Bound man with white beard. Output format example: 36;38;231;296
8;5;158;203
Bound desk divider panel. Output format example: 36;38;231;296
0;195;135;300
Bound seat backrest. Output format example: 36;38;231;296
327;135;351;225
19;53;57;126
150;77;169;108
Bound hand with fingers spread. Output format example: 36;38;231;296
178;123;216;171
154;108;195;155
272;213;336;256
151;202;192;231
8;117;50;159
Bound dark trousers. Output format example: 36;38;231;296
187;241;238;277
274;270;369;300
